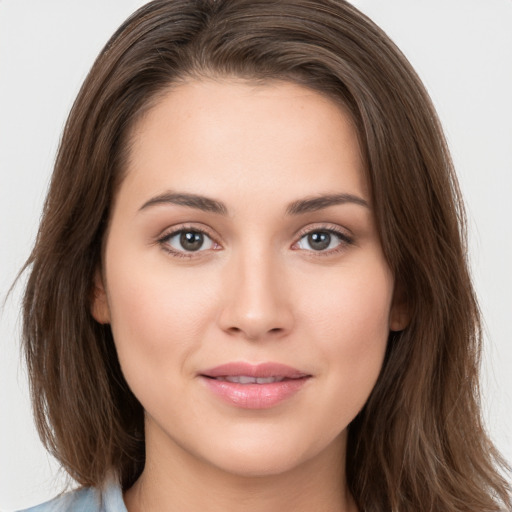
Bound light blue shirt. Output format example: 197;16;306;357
17;479;127;512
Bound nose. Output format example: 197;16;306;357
217;249;295;341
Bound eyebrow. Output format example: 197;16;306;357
285;193;369;215
139;191;369;215
139;192;228;215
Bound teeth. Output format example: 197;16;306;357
256;376;286;383
221;375;286;384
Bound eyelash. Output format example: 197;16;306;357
293;225;354;256
156;224;354;259
156;224;220;259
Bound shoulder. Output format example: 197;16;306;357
17;480;126;512
17;487;100;512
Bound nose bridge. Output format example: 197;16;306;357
219;243;293;340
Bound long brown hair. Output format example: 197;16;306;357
21;1;511;510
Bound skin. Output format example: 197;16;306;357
92;78;408;512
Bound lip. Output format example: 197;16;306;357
199;362;312;409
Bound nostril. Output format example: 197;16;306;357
218;294;294;340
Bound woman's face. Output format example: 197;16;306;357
93;78;406;478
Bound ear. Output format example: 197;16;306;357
389;282;410;332
91;268;111;324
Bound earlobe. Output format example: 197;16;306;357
389;308;409;332
389;283;410;332
91;269;111;324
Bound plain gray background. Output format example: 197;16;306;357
1;0;511;509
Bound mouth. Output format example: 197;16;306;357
199;362;312;409
207;375;294;384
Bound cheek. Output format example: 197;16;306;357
303;255;393;348
298;258;393;419
104;251;219;382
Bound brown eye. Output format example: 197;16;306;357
180;231;204;251
163;229;216;253
295;229;352;253
307;232;331;251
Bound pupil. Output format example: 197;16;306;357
308;232;330;251
180;231;203;251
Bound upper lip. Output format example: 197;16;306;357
200;362;310;379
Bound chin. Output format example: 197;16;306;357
213;452;309;478
200;430;344;479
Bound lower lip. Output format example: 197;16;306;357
201;377;310;409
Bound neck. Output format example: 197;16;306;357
124;425;356;512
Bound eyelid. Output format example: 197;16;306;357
292;223;354;255
155;222;354;259
156;223;222;258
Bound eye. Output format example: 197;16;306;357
294;228;352;253
159;228;218;255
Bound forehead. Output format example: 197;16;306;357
118;78;367;213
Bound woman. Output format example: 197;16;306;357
13;0;511;510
